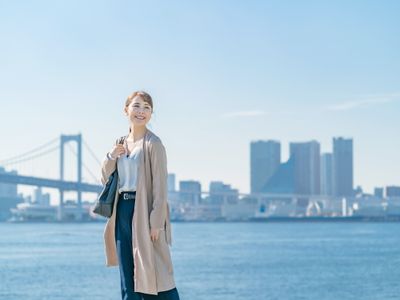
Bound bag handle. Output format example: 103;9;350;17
116;135;127;145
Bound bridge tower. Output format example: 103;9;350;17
58;133;83;221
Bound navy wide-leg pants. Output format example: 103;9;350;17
115;191;181;300
115;192;142;300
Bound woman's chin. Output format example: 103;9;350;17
132;120;148;126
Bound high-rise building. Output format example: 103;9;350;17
374;187;384;198
320;153;333;196
167;173;176;192
289;141;320;195
250;140;281;193
209;181;239;204
333;137;353;197
33;187;50;206
261;157;295;194
386;186;400;197
179;180;202;205
0;166;23;221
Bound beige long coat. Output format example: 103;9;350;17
100;128;176;295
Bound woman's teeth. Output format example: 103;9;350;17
135;116;145;120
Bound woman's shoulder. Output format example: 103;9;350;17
147;129;163;145
146;130;167;157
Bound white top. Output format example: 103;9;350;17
117;138;143;193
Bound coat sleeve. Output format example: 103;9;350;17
149;140;168;230
100;138;118;185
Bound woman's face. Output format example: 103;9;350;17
125;96;153;126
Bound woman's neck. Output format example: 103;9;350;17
128;125;147;141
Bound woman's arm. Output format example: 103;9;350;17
149;140;168;230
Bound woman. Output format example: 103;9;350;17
100;91;181;300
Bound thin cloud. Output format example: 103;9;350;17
220;92;400;118
221;110;267;118
325;92;400;111
221;110;296;118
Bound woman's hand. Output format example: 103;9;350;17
109;144;126;159
150;228;160;242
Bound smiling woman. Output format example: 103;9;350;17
101;90;181;300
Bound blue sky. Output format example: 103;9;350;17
1;0;399;201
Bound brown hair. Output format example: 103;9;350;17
125;90;153;133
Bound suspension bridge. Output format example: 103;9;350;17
0;134;103;221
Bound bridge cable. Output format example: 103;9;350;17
0;137;59;165
0;145;59;166
82;138;102;167
65;143;101;184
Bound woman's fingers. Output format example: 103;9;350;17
117;145;125;154
111;145;126;157
150;229;160;242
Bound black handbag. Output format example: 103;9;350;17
92;135;127;218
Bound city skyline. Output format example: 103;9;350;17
0;133;397;206
251;136;357;197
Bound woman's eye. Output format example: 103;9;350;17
131;105;151;111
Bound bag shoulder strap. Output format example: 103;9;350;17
115;135;128;145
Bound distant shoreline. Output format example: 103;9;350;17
247;216;400;222
3;215;400;223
